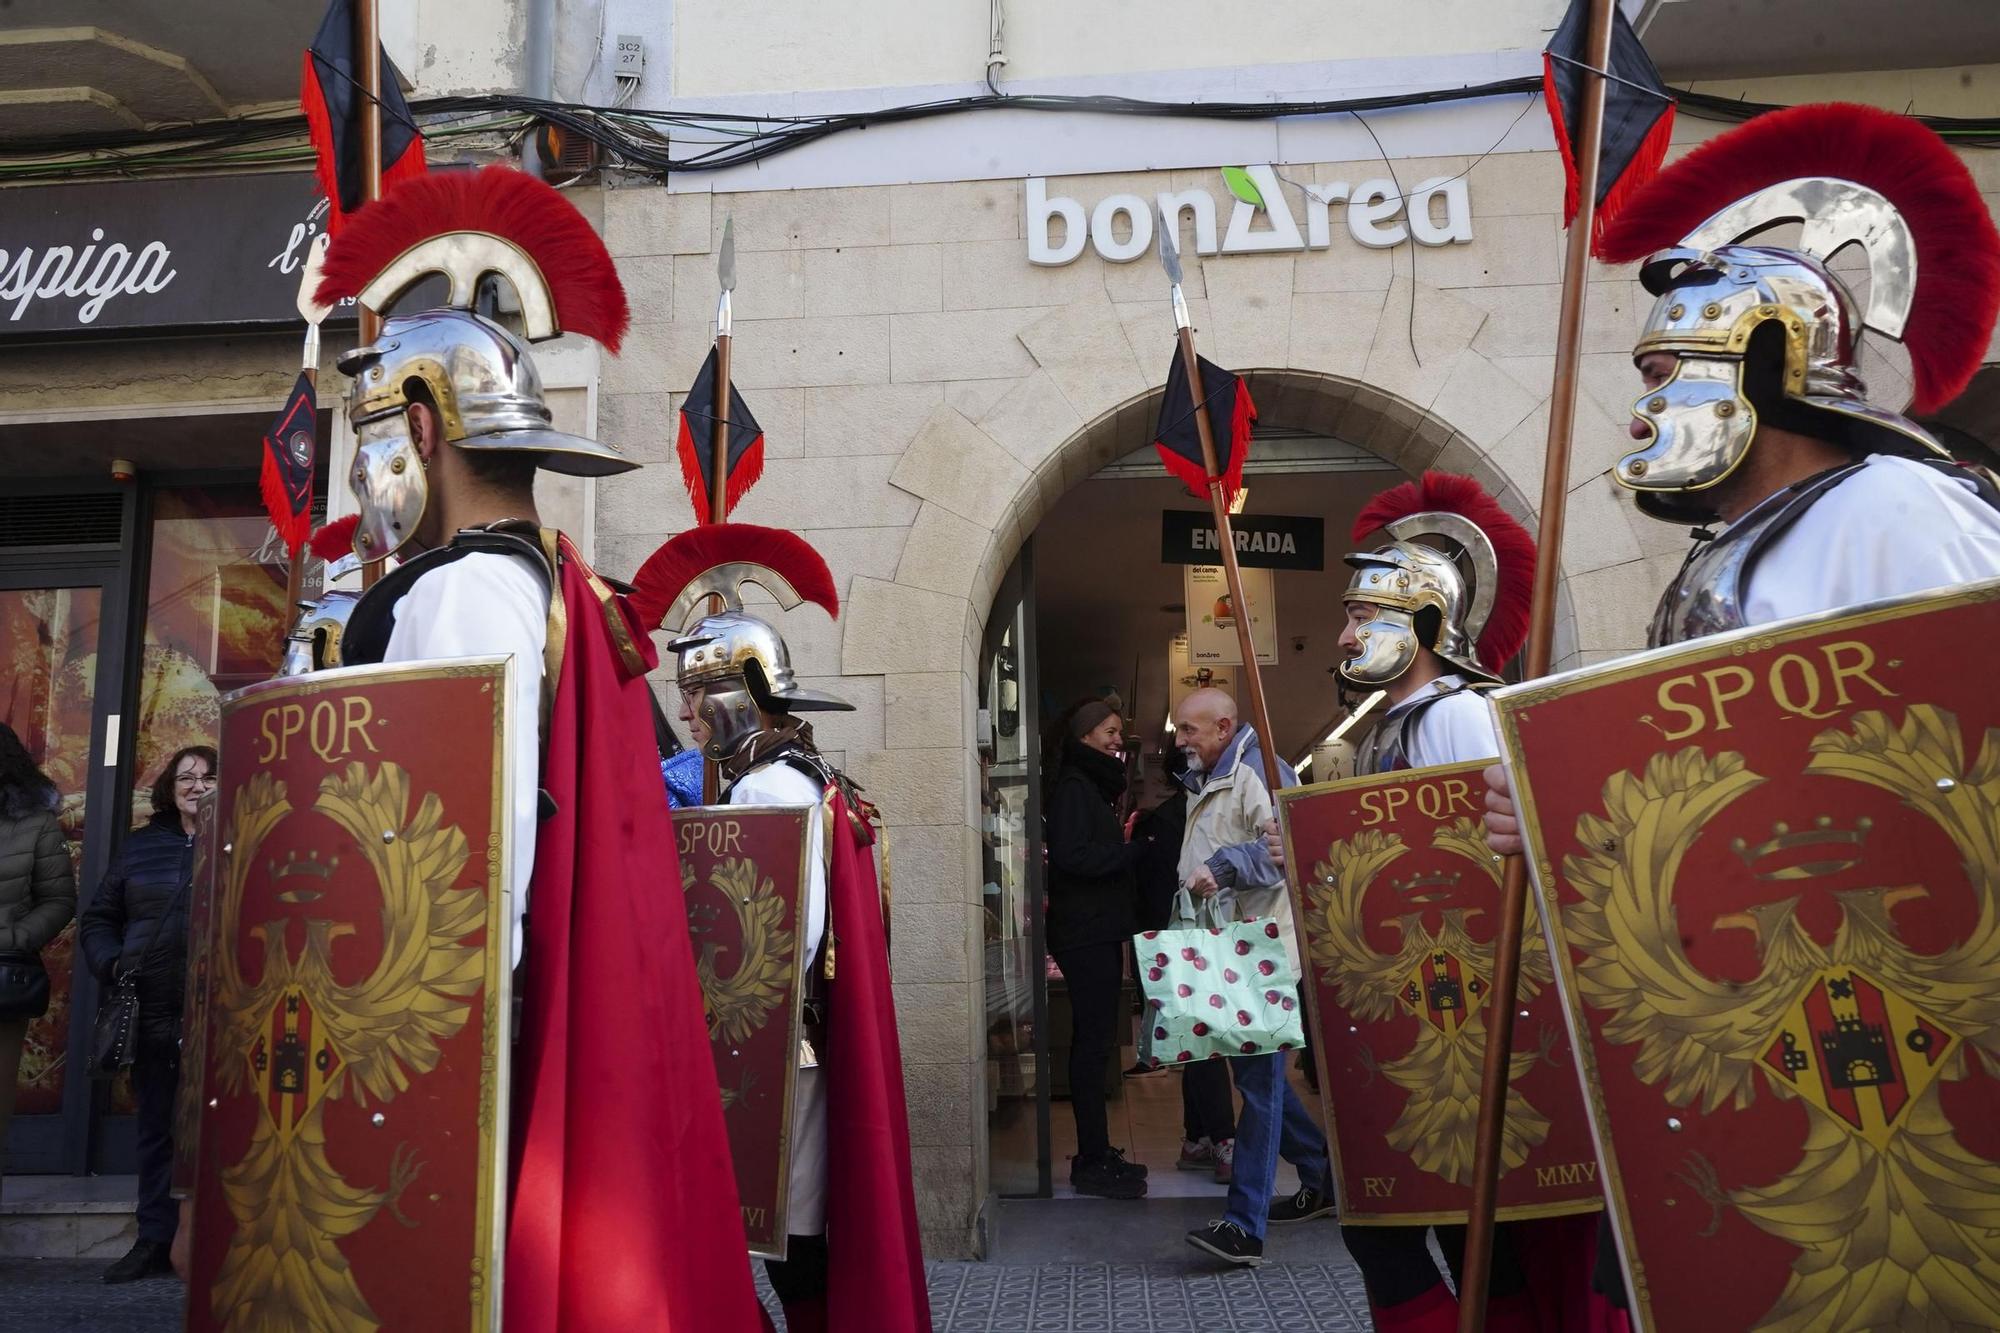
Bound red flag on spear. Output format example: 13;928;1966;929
301;0;427;235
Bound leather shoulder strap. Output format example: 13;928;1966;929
340;528;553;667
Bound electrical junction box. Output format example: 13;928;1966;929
615;35;645;78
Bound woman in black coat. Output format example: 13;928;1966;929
80;745;215;1284
0;723;76;1183
1043;698;1150;1200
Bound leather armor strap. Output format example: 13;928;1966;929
341;523;554;667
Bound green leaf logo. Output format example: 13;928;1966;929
1221;166;1265;210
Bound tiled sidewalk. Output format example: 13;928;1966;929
2;1198;1373;1332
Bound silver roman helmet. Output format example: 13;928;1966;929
626;525;852;763
1595;104;2000;523
1337;473;1535;690
313;164;638;562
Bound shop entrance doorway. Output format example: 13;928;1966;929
981;424;1405;1201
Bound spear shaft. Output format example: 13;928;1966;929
357;0;387;589
1455;0;1615;1326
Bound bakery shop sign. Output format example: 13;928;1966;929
1027;163;1474;266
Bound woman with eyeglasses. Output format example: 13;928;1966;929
80;745;216;1284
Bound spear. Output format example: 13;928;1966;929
699;218;737;803
711;217;736;528
1455;0;1616;1326
356;0;386;589
1155;213;1283;796
290;232;334;616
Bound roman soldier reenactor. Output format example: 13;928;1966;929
302;164;765;1333
1327;474;1605;1332
629;523;932;1333
1484;103;2000;1322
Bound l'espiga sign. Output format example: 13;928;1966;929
0;172;351;338
1161;510;1324;571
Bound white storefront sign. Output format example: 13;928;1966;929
1027;164;1472;266
1184;564;1279;667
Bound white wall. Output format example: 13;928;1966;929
380;0;527;98
599;0;1567;101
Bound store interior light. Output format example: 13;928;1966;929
1326;690;1387;745
1228;486;1250;515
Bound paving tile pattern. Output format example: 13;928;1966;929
6;1257;1376;1332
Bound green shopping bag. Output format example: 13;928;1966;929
1134;889;1305;1067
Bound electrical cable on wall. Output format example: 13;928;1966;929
1;81;1994;185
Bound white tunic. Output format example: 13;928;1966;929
728;759;830;1238
1739;454;2000;622
381;552;549;965
1387;680;1501;769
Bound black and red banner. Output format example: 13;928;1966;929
302;0;427;235
677;345;766;524
1543;0;1675;243
259;372;316;558
1153;349;1256;506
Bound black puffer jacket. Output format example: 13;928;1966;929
0;786;76;956
80;812;194;1047
1043;742;1144;954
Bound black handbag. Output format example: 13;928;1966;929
91;970;140;1076
0;949;50;1021
91;874;191;1078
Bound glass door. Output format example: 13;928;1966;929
982;541;1050;1196
1;554;133;1174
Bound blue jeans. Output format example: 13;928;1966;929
1223;1050;1330;1241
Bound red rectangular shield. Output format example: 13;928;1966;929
1493;580;2000;1331
1278;762;1603;1224
185;658;516;1333
673;805;812;1260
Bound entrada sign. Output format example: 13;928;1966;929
1161;510;1324;572
1028;164;1473;266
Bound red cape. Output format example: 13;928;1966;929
824;790;932;1333
505;537;763;1333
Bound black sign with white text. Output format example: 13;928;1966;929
0;173;355;339
1160;510;1324;571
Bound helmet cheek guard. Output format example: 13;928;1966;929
1336;611;1421;689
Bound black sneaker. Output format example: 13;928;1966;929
1186;1219;1265;1267
1268;1183;1337;1224
102;1239;173;1284
1071;1153;1147;1199
1102;1146;1149;1179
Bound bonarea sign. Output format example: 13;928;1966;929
1027;163;1472;266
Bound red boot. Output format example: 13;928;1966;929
1372;1282;1459;1332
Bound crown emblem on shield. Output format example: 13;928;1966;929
1392;869;1463;903
1730;815;1873;879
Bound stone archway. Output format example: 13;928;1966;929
834;287;1613;1259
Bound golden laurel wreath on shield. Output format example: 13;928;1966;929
208;764;486;1333
690;856;796;1105
1562;704;2000;1330
1305;817;1561;1185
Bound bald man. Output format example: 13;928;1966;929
1172;688;1335;1267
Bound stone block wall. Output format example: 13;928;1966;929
581;132;2000;1256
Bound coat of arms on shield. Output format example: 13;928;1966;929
1493;579;2000;1331
1278;761;1601;1224
672;805;811;1260
185;657;515;1333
